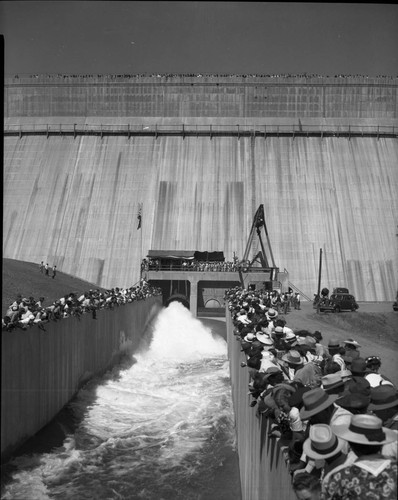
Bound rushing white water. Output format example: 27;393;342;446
1;302;239;500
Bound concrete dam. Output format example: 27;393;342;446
3;75;398;301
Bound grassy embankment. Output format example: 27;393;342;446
2;258;107;316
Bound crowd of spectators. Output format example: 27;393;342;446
225;286;397;499
10;73;397;80
142;258;239;273
2;280;162;333
13;73;396;79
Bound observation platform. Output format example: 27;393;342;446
144;266;287;317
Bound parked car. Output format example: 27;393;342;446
317;293;359;313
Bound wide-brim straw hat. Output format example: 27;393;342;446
273;326;286;337
256;332;274;345
303;424;345;459
282;350;304;365
368;385;398;411
300;388;339;420
243;333;255;342
344;339;361;348
322;373;345;392
267;308;278;319
332;414;397;445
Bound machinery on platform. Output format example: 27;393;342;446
237;204;279;289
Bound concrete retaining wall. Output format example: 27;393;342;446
3;134;398;301
226;313;296;500
1;297;162;462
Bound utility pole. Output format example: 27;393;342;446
317;248;323;298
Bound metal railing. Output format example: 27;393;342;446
4;123;397;139
145;264;272;273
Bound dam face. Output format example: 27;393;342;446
3;75;398;300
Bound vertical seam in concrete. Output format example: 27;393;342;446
250;135;256;217
53;137;83;257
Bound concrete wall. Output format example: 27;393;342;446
3;134;398;301
4;75;397;118
3;75;398;300
1;297;162;462
226;312;296;500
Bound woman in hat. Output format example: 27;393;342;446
365;356;396;388
323;414;397;499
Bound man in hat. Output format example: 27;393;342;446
293;387;353;474
335;392;370;415
302;424;348;481
282;350;322;389
327;338;346;371
368;385;398;460
369;385;398;430
323;414;397;499
343;338;361;367
321;373;346;396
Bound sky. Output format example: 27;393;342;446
0;1;397;77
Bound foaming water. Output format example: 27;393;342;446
1;303;239;500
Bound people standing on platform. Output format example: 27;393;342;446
52;265;57;279
39;261;44;273
45;263;49;276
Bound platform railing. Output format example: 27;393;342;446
4;123;398;138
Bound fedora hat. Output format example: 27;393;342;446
267;308;278;319
332;414;397;445
328;338;341;348
303;424;345;460
322;373;344;392
368;385;398;411
347;376;371;397
282;350;304;366
300;388;339;420
255;332;274;345
336;392;370;411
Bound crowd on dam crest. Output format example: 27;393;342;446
2;281;162;332
225;286;398;500
10;73;397;80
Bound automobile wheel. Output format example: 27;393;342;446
335;306;341;313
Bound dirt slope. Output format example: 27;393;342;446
285;302;398;387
